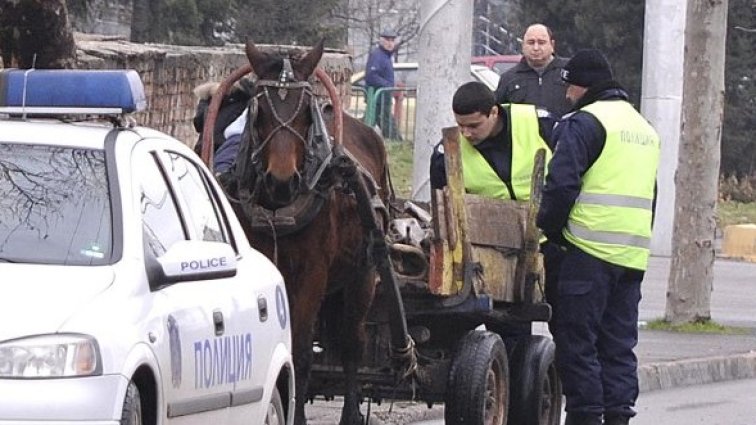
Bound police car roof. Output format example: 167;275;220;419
1;119;129;150
0;69;147;116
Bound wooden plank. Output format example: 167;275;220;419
428;189;452;295
441;127;470;295
464;194;527;249
514;149;546;303
472;246;519;302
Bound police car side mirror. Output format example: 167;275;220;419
155;240;238;285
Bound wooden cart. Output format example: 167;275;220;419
308;127;562;425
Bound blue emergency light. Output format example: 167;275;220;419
0;69;147;115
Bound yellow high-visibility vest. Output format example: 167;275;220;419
460;104;551;201
563;100;660;270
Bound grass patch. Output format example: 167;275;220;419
717;200;756;228
645;318;748;335
385;140;414;198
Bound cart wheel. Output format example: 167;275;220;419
507;335;562;425
445;330;509;425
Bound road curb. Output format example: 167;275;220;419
638;351;756;392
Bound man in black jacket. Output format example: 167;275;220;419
494;24;571;117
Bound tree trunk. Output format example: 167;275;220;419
666;0;729;324
0;0;76;69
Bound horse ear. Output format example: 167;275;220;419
245;40;270;78
296;38;325;79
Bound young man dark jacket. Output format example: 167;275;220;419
429;104;556;193
494;56;571;118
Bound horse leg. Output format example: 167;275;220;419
288;276;328;425
339;270;377;425
292;338;313;425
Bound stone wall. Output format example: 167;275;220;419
74;34;354;147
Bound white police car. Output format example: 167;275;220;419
0;70;293;425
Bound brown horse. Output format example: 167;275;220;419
229;40;390;425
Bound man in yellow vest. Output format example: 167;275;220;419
429;81;555;200
537;49;660;425
430;81;561;339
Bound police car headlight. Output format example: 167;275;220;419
0;334;100;378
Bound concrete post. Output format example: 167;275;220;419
641;0;687;256
411;0;473;201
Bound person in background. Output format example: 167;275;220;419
494;23;571;117
192;81;250;153
537;49;661;425
430;81;562;339
365;28;402;140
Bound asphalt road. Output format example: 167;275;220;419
305;257;756;424
411;379;756;425
640;256;756;327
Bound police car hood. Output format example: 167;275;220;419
0;264;115;341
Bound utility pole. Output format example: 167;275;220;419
641;0;686;257
411;0;473;201
666;0;729;324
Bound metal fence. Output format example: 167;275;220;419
346;86;418;143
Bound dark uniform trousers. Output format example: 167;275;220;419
551;245;643;418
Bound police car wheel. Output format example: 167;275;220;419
120;381;142;425
507;335;562;425
265;386;285;425
445;330;509;425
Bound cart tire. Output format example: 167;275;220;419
507;335;562;425
120;381;142;425
445;330;509;425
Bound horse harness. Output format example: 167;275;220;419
230;58;385;239
225;58;417;384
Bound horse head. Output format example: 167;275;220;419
243;40;325;210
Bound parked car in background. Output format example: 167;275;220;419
472;54;522;74
0;70;294;425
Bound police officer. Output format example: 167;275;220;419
537;49;660;425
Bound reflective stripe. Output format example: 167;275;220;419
567;222;650;249
577;193;653;210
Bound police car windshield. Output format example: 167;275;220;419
0;142;113;265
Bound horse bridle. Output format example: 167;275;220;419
237;58;334;194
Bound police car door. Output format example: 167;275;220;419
159;149;265;422
134;143;234;424
158;150;287;424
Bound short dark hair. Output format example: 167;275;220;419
452;81;496;116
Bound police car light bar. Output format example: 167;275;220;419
0;69;147;115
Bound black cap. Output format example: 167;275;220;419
561;49;613;88
379;28;398;38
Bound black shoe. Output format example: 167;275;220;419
604;414;631;425
565;412;603;425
